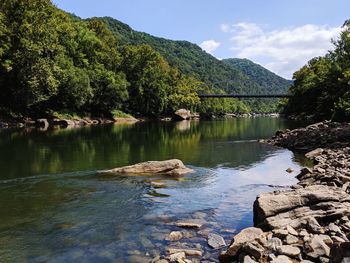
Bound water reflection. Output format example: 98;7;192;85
0;118;305;262
0;117;302;180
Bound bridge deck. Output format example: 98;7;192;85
198;94;292;98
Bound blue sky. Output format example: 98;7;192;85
53;0;350;78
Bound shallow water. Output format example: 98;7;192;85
0;118;307;262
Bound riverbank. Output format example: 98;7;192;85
0;115;139;129
220;121;350;263
0;112;281;130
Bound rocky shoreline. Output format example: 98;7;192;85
0;116;139;130
219;121;350;263
0;111;281;130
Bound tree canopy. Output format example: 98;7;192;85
0;0;291;118
283;20;350;121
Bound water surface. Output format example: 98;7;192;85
0;118;306;262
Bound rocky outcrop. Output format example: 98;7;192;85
254;185;350;230
98;159;194;176
173;109;191;121
265;121;350;151
221;121;350;263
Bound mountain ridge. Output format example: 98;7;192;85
97;16;292;95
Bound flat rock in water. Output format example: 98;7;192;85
98;159;194;176
175;219;204;229
167;248;202;257
167;252;185;262
207;233;226;249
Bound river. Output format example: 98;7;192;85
0;117;308;263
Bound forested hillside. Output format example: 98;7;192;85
98;17;261;94
222;58;292;94
283;20;350;121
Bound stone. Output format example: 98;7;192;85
154;260;169;263
286;168;294;173
305;148;324;159
253;185;350;230
286;225;298;236
167;248;202;257
305;235;331;258
306;217;325;234
207;233;226;249
277;245;301;257
285;235;299;244
167;252;185;262
224;227;263;257
36;118;49;129
266;237;283;251
167;231;183;241
98;159;194;176
242;241;264;259
175;220;204;229
273;229;288;238
243;255;257;263
299;229;309;237
271;255;293;263
328;223;342;234
151;181;167;188
173;109;191;121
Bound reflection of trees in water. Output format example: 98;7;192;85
0;118;296;179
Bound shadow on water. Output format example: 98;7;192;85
0;117;306;262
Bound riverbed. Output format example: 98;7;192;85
0;118;308;262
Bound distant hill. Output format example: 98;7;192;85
98;17;267;94
222;58;292;94
98;17;292;96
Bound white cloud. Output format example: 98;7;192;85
223;22;341;78
200;40;221;55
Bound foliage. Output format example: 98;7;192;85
0;0;291;118
111;110;133;119
283;20;350;121
100;17;291;113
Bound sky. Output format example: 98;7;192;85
53;0;350;79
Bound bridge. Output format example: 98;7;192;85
198;94;292;99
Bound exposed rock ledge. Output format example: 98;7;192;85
98;159;194;176
220;121;350;263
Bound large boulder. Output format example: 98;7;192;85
253;185;350;230
221;227;264;257
173;109;191;121
98;159;194;176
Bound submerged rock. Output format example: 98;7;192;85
207;233;226;249
175;219;204;229
98;159;194;176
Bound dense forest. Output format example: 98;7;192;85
283;20;350;121
0;0;291;119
